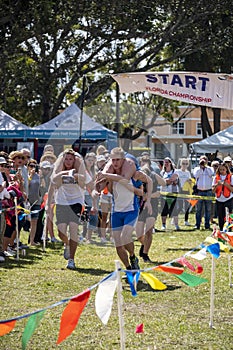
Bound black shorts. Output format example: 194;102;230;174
160;196;180;217
138;199;158;222
56;203;83;225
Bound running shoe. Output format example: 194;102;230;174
130;255;140;271
66;259;76;270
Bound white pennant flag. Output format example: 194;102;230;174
95;272;117;325
187;248;207;260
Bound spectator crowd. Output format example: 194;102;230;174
0;144;232;271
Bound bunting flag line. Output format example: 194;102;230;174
174;272;208;287
141;272;167;290
165;197;175;209
0;320;16;336
206;243;220;259
176;257;203;274
57;289;91;345
22;311;45;350
186;199;198;208
160;191;216;201
95;272;117;325
204;237;229;253
153;265;184;275
187;248;207;261
125;271;140;297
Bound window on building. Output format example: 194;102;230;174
196;122;202;136
172;122;184;135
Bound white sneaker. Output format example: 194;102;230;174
184;221;191;226
66;259;76;270
7;247;16;255
101;237;107;243
4;250;15;257
63;245;70;260
51;237;61;243
161;225;166;231
0;255;5;262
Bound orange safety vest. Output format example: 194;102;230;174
215;174;231;198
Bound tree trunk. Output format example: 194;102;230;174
200;106;213;138
213;107;221;133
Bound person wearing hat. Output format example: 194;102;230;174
193;155;215;230
40;151;57;166
223;156;233;173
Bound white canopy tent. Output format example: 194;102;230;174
190;125;233;154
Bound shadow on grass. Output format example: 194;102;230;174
0;247;49;269
72;266;113;276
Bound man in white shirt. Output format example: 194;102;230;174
193;155;214;229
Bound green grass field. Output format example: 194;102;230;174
1;215;233;350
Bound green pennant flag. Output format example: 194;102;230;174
174;272;208;287
22;310;45;350
166;197;175;209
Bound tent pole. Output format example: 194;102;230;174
79;76;86;154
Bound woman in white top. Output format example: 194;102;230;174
176;158;192;226
160;157;180;230
212;162;233;231
46;149;87;270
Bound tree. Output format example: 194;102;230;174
0;0;231;128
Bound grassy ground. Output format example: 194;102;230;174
1;214;233;350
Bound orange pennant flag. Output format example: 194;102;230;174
153;265;184;275
57;289;90;345
226;233;233;247
0;320;16;336
187;199;198;207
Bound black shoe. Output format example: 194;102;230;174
142;253;153;263
130;255;140;271
139;245;144;258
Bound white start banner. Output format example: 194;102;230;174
111;71;233;109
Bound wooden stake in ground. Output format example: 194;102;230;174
115;260;125;350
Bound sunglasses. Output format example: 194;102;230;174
182;163;188;165
1;164;11;168
14;156;25;160
29;164;36;168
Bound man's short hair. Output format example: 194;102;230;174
110;147;125;159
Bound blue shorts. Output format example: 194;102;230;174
111;210;138;231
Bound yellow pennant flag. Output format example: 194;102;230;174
204;236;230;253
141;272;167;290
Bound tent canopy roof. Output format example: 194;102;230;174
0;110;29;138
29;103;117;140
190;125;233;153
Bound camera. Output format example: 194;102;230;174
61;175;75;184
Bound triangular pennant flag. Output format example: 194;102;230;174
95;273;117;325
226;232;233;247
205;237;229;252
187;248;207;261
187;199;198;208
166;197;175;209
22;311;45;350
176;257;203;274
125;271;138;297
135;323;144;333
0;320;16;336
174;272;208;287
206;243;220;258
57;289;90;344
153;265;184;275
141;272;167;290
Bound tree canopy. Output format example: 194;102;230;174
0;0;232;133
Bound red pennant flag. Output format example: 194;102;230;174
57;289;90;344
135;323;144;333
176;257;203;274
153;265;184;275
0;320;16;336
